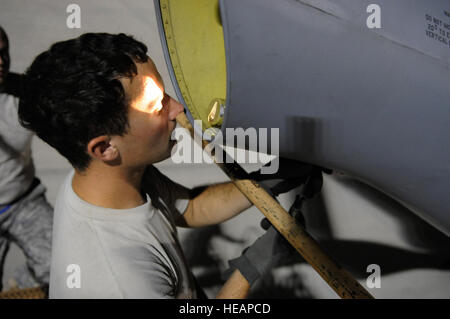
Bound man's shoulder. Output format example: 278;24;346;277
51;170;101;251
53;170;76;217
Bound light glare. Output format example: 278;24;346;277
134;77;164;113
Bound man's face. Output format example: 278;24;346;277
0;32;10;85
113;58;184;168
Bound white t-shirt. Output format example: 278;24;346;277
0;93;35;204
49;166;196;299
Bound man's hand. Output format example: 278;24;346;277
224;218;296;287
242;157;328;197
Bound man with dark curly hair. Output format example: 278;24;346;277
0;25;53;291
19;32;295;298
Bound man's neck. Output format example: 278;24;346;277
72;164;147;209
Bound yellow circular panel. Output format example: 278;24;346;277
160;0;227;130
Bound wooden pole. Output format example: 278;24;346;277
176;112;373;299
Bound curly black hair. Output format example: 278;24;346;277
18;33;148;170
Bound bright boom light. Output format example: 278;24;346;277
134;76;164;114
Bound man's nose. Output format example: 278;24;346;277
168;96;185;120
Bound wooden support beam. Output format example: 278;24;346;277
176;112;373;299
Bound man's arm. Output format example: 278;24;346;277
217;220;297;299
215;270;250;299
176;181;252;228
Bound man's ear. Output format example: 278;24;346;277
87;136;119;162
